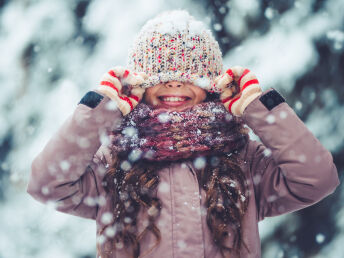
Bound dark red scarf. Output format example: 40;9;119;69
110;101;249;161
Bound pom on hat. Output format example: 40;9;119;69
126;10;223;92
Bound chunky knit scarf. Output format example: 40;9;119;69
110;101;249;162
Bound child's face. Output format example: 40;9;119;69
143;81;207;111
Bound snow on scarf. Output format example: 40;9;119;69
110;101;249;162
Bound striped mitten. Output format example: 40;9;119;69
214;66;262;117
97;66;147;116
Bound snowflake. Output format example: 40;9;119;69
193;156;206;169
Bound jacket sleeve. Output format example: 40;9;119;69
26;89;122;220
242;88;340;221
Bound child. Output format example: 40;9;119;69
27;10;340;258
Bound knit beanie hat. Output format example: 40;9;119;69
126;10;223;92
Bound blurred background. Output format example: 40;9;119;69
0;0;343;257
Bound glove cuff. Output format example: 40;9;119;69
238;91;263;116
229;86;262;116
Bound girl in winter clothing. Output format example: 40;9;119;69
27;10;340;258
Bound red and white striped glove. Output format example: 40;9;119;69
214;66;263;117
97;66;147;116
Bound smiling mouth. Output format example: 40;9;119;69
159;96;191;102
157;96;191;107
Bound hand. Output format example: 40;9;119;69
214;66;262;117
97;66;147;116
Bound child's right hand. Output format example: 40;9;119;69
97;66;147;116
214;66;262;117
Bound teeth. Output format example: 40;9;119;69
162;97;187;102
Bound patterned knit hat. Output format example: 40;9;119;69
126;10;223;92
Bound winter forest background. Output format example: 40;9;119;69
0;0;343;257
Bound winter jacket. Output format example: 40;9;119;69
27;87;340;258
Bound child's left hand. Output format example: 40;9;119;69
97;66;147;116
214;66;263;117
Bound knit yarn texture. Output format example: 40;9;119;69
109;101;249;162
127;10;223;92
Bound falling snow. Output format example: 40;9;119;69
279;111;288;119
84;196;97;207
316;233;326;244
105;226;116;237
157;112;171;123
266;114;276;124
122;126;138;138
120;160;132;171
193;156;206;169
41;186;50;195
77;136;90;148
105;100;118;111
101;212;113;225
128;148;143;162
213;23;222;31
326;30;344;51
97;234;106;245
263;148;272;157
2;0;343;257
59;160;71;172
177;240;187;249
158;182;170;193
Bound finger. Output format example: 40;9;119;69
222;66;262;116
97;85;132;111
117;68;147;86
130;72;146;85
238;70;259;92
231;65;260;93
112;66;127;79
111;66;137;85
116;94;136;116
97;85;120;102
99;69;123;94
98;67;142;116
230;66;246;81
220;87;236;104
130;87;145;102
223;92;242;115
214;71;234;91
98;84;136;116
117;95;135;115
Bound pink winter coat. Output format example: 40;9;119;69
27;88;340;258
